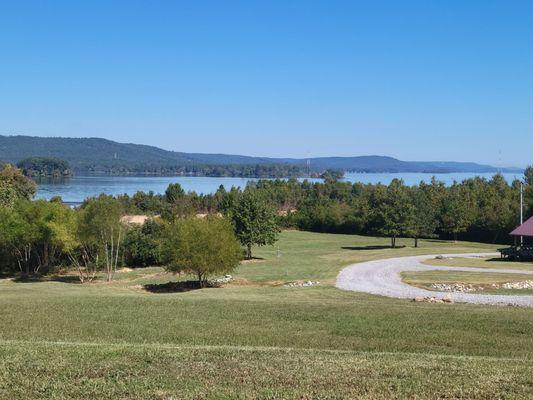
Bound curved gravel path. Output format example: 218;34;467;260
336;253;533;307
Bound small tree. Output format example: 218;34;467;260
161;217;242;287
165;183;185;203
77;195;124;281
0;200;76;276
162;183;195;220
373;179;414;248
230;192;279;259
0;204;36;275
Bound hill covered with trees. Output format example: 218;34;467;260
0;135;521;177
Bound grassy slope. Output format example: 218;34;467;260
1;231;532;399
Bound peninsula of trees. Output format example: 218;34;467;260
16;157;72;178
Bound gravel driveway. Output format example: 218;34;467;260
336;253;533;307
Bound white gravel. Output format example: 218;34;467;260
336;253;533;307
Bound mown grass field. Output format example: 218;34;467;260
1;231;532;399
423;256;533;271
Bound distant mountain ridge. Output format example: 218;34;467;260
0;135;522;176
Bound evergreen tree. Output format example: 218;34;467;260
165;183;185;203
440;184;475;242
408;186;438;247
524;165;533;186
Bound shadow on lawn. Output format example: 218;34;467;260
143;280;218;293
12;274;83;284
341;245;406;251
485;257;529;263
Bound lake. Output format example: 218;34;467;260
35;172;523;203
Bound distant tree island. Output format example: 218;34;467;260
16;157;73;178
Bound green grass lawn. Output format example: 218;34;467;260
1;231;532;399
423;256;533;271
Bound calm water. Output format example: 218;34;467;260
35;172;522;203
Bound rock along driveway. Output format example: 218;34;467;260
336;253;533;307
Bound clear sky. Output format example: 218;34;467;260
1;1;531;167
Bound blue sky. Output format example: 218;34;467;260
0;1;531;167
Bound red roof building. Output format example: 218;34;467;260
510;217;533;237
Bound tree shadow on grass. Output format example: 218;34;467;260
12;274;83;284
341;245;406;251
485;257;532;263
50;275;84;283
143;280;219;293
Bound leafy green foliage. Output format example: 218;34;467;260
229;193;280;258
408;185;438;247
114;173;529;245
123;219;163;267
77;195;125;281
440;183;476;241
0;200;76;275
161;217;242;285
369;180;415;247
296;198;363;233
164;183;185;203
16;156;72;177
0;164;36;207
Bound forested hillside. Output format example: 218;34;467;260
0;135;520;176
0;135;304;177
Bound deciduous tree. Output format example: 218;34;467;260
373;179;414;248
161;217;242;286
77;195;124;281
230;193;279;259
0;165;36;207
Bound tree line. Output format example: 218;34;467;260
0;163;531;285
0;165;279;285
115;167;532;246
